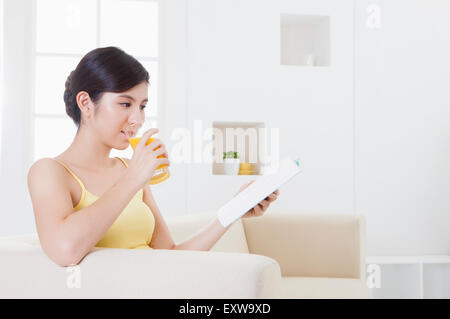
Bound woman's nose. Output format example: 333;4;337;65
129;110;144;126
127;120;143;131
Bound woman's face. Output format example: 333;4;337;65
89;81;148;150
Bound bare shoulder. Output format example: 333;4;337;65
28;158;69;186
27;158;72;213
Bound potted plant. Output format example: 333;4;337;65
223;151;240;175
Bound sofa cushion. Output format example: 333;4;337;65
279;276;370;299
166;211;250;254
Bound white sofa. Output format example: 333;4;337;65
0;211;370;299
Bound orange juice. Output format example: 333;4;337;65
128;137;170;185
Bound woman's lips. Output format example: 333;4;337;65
121;130;135;138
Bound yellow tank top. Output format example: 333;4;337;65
53;157;155;250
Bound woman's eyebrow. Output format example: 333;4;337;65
117;94;148;103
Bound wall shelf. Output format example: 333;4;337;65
366;255;450;299
211;121;268;176
280;13;330;67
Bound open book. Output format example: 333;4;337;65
217;157;302;227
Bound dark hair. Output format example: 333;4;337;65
63;46;149;131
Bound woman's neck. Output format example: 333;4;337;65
59;129;115;172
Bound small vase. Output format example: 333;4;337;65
224;158;240;175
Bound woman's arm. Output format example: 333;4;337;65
171;218;233;251
142;183;232;251
142;180;278;252
142;183;176;249
172;181;279;251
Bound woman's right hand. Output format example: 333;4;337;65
126;128;170;188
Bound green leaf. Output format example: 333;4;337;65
224;150;239;159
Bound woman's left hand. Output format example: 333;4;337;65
234;180;280;218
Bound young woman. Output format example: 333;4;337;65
27;46;279;267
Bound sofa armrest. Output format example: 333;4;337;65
241;213;366;280
0;242;281;299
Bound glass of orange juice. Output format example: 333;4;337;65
128;136;170;185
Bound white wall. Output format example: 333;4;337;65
355;0;450;255
149;0;189;218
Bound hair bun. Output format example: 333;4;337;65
64;70;76;104
65;70;75;91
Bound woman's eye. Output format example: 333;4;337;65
120;103;146;110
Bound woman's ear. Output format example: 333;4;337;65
76;91;94;119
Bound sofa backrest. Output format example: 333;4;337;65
166;211;250;254
0;233;40;246
241;212;366;279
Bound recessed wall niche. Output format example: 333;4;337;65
280;13;330;66
212;121;268;175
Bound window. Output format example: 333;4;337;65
33;0;161;161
